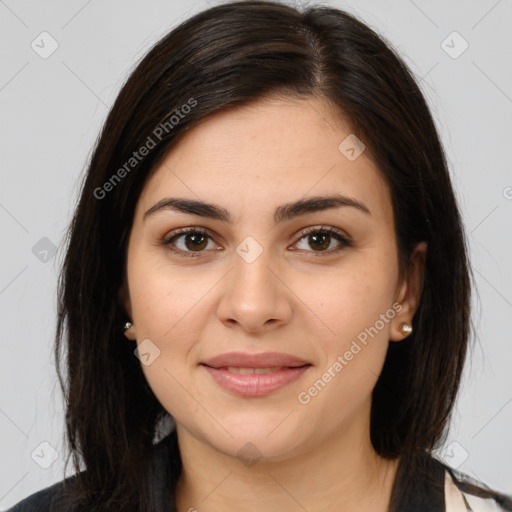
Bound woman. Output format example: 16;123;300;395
8;1;512;511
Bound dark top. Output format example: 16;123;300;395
6;431;512;511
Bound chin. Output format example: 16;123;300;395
204;419;309;464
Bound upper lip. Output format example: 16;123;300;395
201;351;311;369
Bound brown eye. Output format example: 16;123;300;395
182;232;208;251
308;232;331;251
162;228;217;257
162;225;352;259
294;226;352;254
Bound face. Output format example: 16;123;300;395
123;95;426;462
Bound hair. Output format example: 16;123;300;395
52;1;511;511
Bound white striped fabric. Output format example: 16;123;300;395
445;471;506;511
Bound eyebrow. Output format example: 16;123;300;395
143;193;371;224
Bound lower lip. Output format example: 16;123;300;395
201;364;311;397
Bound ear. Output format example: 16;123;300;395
390;241;427;342
118;280;132;320
118;276;137;340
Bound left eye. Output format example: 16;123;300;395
161;226;352;258
294;226;352;254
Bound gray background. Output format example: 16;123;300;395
1;0;511;508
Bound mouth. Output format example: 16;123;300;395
211;365;301;375
200;363;312;397
202;364;308;373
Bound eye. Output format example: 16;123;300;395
293;225;353;255
161;225;352;258
161;227;219;258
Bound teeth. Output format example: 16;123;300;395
224;366;284;374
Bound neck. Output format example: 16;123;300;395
173;405;399;512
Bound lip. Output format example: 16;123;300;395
201;364;311;397
201;351;310;369
200;351;312;397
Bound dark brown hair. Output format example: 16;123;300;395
52;1;511;511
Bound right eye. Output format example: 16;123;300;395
161;227;221;258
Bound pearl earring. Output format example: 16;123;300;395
399;322;413;337
124;321;135;340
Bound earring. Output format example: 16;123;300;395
399;322;413;337
124;321;135;340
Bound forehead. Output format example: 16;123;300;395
136;96;393;224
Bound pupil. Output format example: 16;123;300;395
186;233;207;250
310;233;330;250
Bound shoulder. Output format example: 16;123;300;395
444;465;512;512
5;432;178;512
5;474;83;512
6;480;64;512
399;451;512;512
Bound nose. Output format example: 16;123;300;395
216;246;293;334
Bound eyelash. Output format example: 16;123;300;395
160;225;353;258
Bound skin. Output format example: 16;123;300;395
122;95;427;512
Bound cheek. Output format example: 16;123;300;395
128;266;209;421
292;257;397;404
126;251;211;399
294;272;395;420
297;261;396;344
128;247;214;339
